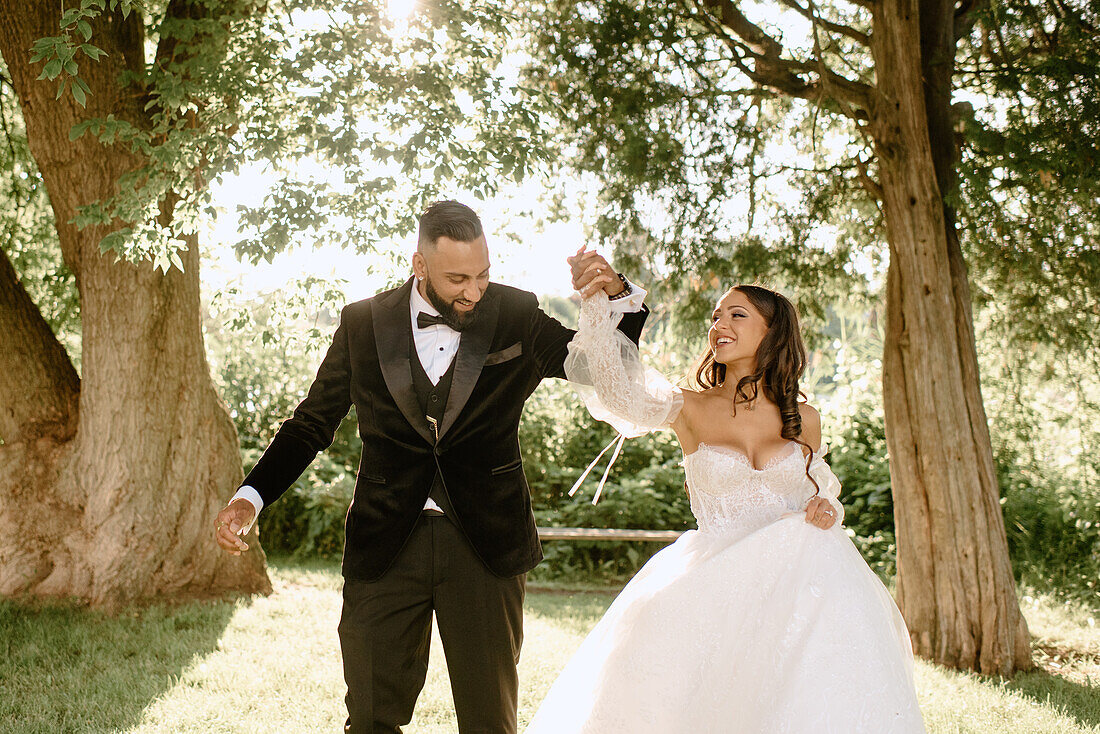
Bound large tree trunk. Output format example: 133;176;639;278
0;1;270;607
870;0;1030;674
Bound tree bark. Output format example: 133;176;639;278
870;0;1030;675
0;0;270;607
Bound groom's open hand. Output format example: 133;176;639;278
568;246;626;299
214;498;255;555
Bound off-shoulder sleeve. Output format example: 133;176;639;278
564;294;683;438
807;445;845;525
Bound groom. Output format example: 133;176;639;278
214;201;647;733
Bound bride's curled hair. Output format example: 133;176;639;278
691;284;819;493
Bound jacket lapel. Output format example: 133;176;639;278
372;277;435;445
438;287;499;441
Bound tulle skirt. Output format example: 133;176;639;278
525;516;926;733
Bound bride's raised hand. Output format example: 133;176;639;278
804;496;838;529
567;245;621;299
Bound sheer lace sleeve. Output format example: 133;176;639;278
807;445;845;525
564;294;684;439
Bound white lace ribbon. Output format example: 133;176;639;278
567;432;627;505
564;294;684;504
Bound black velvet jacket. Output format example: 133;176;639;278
243;277;648;581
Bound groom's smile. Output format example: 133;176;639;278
413;233;491;332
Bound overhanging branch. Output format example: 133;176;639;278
776;0;871;46
695;0;874;120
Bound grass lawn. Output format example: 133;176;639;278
1;557;1097;733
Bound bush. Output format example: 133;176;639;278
996;435;1100;605
207;295;361;559
825;398;896;579
520;380;694;583
254;447;357;558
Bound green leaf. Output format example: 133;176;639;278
29;39;54;63
77;20;93;41
71;82;87;108
81;44;107;61
69;120;92;141
43;58;62;80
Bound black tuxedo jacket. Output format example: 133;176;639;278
242;277;648;581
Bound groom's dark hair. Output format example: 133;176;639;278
418;200;483;250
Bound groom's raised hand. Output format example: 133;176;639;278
214;498;256;555
568;246;626;299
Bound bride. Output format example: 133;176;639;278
525;257;926;733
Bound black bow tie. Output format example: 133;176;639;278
417;312;448;329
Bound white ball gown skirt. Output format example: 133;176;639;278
525;516;927;733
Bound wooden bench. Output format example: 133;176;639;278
536;527;684;542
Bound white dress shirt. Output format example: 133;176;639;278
409;281;461;385
231;278;647;518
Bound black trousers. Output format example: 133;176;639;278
339;514;526;734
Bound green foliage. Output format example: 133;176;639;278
956;0;1100;378
247;447;357;558
522;0;1099;397
532;452;695;582
45;0;550;268
206;284;361;557
26;0;124;105
827;398;896;578
521;0;872;311
804;304;896;577
979;328;1100;605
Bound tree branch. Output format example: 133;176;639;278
855;155;884;200
775;0;871;46
955;0;988;42
0;245;80;444
695;0;874;119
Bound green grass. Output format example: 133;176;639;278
1;558;1097;733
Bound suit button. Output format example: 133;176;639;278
430;394;440;403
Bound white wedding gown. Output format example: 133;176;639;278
524;297;926;733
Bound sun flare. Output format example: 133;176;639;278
385;0;416;22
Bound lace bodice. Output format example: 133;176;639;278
685;442;834;534
565;295;844;528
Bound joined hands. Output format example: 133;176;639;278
568;245;626;299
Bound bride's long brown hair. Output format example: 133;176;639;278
691;284;819;494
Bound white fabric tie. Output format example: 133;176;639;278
568;432;627;505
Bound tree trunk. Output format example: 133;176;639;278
0;1;271;607
870;0;1030;674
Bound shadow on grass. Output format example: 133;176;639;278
0;596;243;734
1008;669;1100;729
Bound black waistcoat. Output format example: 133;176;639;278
409;340;456;513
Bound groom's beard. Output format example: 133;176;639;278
424;275;481;332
